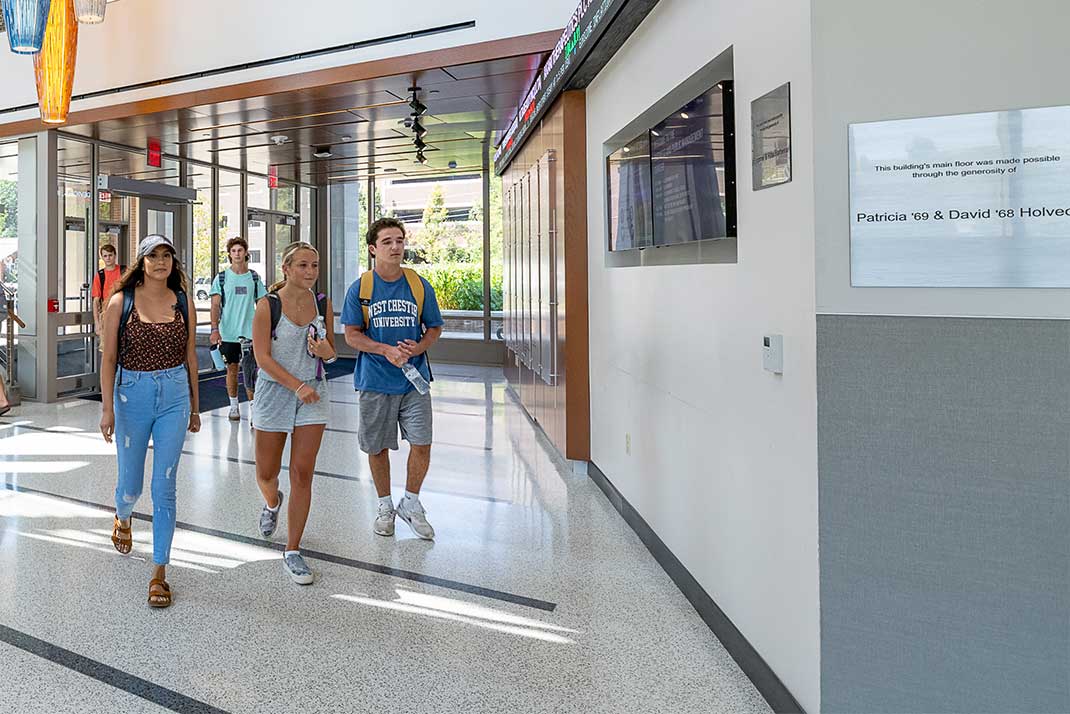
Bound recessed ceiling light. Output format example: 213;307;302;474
341;135;352;141
650;130;660;137
313;146;333;159
269;135;290;145
622;147;630;152
680;112;689;119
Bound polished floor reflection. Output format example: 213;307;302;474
0;365;770;714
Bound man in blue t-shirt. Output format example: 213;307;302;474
342;217;444;540
210;236;266;422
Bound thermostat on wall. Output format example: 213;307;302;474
763;334;783;374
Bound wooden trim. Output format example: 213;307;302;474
560;90;590;462
0;29;561;139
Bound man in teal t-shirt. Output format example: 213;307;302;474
210;236;265;421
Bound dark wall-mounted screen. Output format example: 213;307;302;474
607;132;653;251
607;81;736;253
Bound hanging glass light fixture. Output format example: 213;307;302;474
33;0;77;124
1;0;52;54
72;0;103;23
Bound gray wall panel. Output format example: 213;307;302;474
818;315;1070;713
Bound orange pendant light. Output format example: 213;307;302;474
32;0;78;125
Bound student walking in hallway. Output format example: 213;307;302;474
98;235;200;608
251;242;335;584
210;237;266;422
342;218;444;540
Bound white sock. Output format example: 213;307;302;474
378;495;394;510
404;490;420;504
284;550;300;557
229;396;239;408
267;494;282;512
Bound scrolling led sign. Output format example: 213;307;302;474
494;0;628;174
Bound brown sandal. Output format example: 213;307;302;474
111;516;132;554
148;578;172;608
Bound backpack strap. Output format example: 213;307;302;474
176;290;189;335
358;270;374;330
251;269;264;300
97;269;106;296
216;270;226;309
116;287;135;380
266;292;282;340
316;292;327;318
401;268;424;328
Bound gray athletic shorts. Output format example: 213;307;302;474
358;389;433;454
252;378;329;433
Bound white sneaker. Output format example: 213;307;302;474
373;502;396;537
228;405;240;422
283;552;314;585
397;497;435;540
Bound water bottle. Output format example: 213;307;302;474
314;315;327;341
401;362;431;395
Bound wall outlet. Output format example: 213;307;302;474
625;432;631;455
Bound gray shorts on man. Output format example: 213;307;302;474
357;390;432;454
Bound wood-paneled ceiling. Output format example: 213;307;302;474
63;53;544;186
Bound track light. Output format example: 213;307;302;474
416;150;427;164
413;137;426;151
412;119;427;139
410;98;427;117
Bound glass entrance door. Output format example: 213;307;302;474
248;211;298;285
139;198;182;255
55;140;97;396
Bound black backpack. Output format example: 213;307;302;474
217;268;264;309
265;290;327;339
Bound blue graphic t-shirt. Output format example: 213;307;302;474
340;271;444;394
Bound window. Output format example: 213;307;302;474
218;169;242;269
377;175;485;340
190;166;213;325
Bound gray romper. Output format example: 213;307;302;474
251;313;329;433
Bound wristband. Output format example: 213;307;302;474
294;383;309;397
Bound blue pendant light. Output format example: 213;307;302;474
2;0;52;54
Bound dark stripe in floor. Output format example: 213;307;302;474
0;624;228;714
0;481;557;613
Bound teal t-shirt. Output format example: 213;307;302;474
209;268;264;342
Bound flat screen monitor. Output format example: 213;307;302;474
607;81;736;252
606;132;653;251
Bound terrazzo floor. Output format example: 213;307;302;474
0;365;771;714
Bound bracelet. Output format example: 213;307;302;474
294;383;309;397
324;354;338;364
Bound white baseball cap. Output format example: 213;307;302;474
136;234;176;259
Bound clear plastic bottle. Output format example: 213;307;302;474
401;362;431;395
314;315;327;341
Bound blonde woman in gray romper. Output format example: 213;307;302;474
251;242;336;584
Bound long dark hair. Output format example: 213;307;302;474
113;246;189;296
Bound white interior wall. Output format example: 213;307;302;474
814;0;1070;319
584;0;819;711
0;0;573;122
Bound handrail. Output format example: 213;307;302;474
3;303;22;389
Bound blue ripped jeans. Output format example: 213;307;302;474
113;365;190;565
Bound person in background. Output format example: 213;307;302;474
92;243;125;345
251;241;335;584
210;237;265;421
342;217;443;541
99;235;200;609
